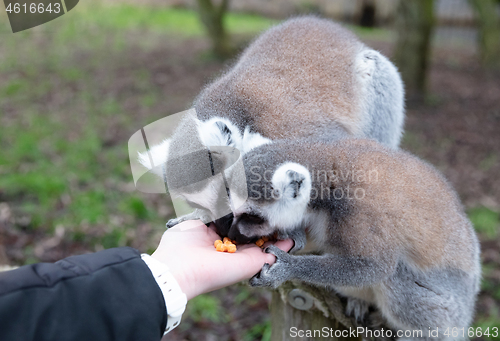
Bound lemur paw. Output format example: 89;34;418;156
263;244;289;258
166;210;212;229
346;297;370;323
166;217;181;229
277;228;306;254
249;245;291;288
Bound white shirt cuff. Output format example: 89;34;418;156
141;254;188;335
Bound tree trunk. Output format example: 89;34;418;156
195;0;233;59
359;0;377;28
270;283;363;341
393;0;435;102
468;0;500;69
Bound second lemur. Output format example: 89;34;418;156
224;138;480;340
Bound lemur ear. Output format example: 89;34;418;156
356;49;378;80
215;121;233;146
272;163;311;201
286;170;305;199
198;118;242;149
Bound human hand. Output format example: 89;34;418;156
151;220;294;300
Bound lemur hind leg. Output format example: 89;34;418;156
376;264;474;341
344;297;397;341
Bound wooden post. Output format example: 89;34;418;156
270;283;362;341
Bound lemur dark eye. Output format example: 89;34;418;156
240;213;265;225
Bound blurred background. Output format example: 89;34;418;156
0;0;499;340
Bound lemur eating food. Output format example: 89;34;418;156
225;138;480;340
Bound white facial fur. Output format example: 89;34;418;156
137;116;273;221
198;117;272;154
241;126;272;153
265;162;312;230
139;115;272;173
137;138;170;178
180;177;229;221
197;117;242;148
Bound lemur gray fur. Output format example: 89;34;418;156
229;138;480;341
139;16;405;226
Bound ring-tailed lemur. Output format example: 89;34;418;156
139;16;405;226
224;138;480;341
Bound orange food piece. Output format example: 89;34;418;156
255;239;265;247
215;238;237;253
215;243;227;252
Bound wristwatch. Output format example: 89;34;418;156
141;254;188;334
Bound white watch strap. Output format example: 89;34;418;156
141;254;187;334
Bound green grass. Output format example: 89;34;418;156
469;207;500;240
482;264;500;302
243;320;272;341
473;307;500;341
77;4;277;36
0;2;281;261
184;294;227;323
1;2;277;73
0;2;277;38
347;24;394;42
480;153;498;172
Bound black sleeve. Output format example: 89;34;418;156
0;247;167;341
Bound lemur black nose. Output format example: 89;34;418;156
213;213;234;238
214;212;258;244
227;224;255;244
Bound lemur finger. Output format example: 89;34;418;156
166;218;180;229
249;269;269;287
264;245;287;258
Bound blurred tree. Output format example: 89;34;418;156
393;0;435;101
468;0;500;69
359;0;376;28
195;0;233;59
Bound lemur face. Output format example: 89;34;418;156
218;162;312;243
138;116;272;224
